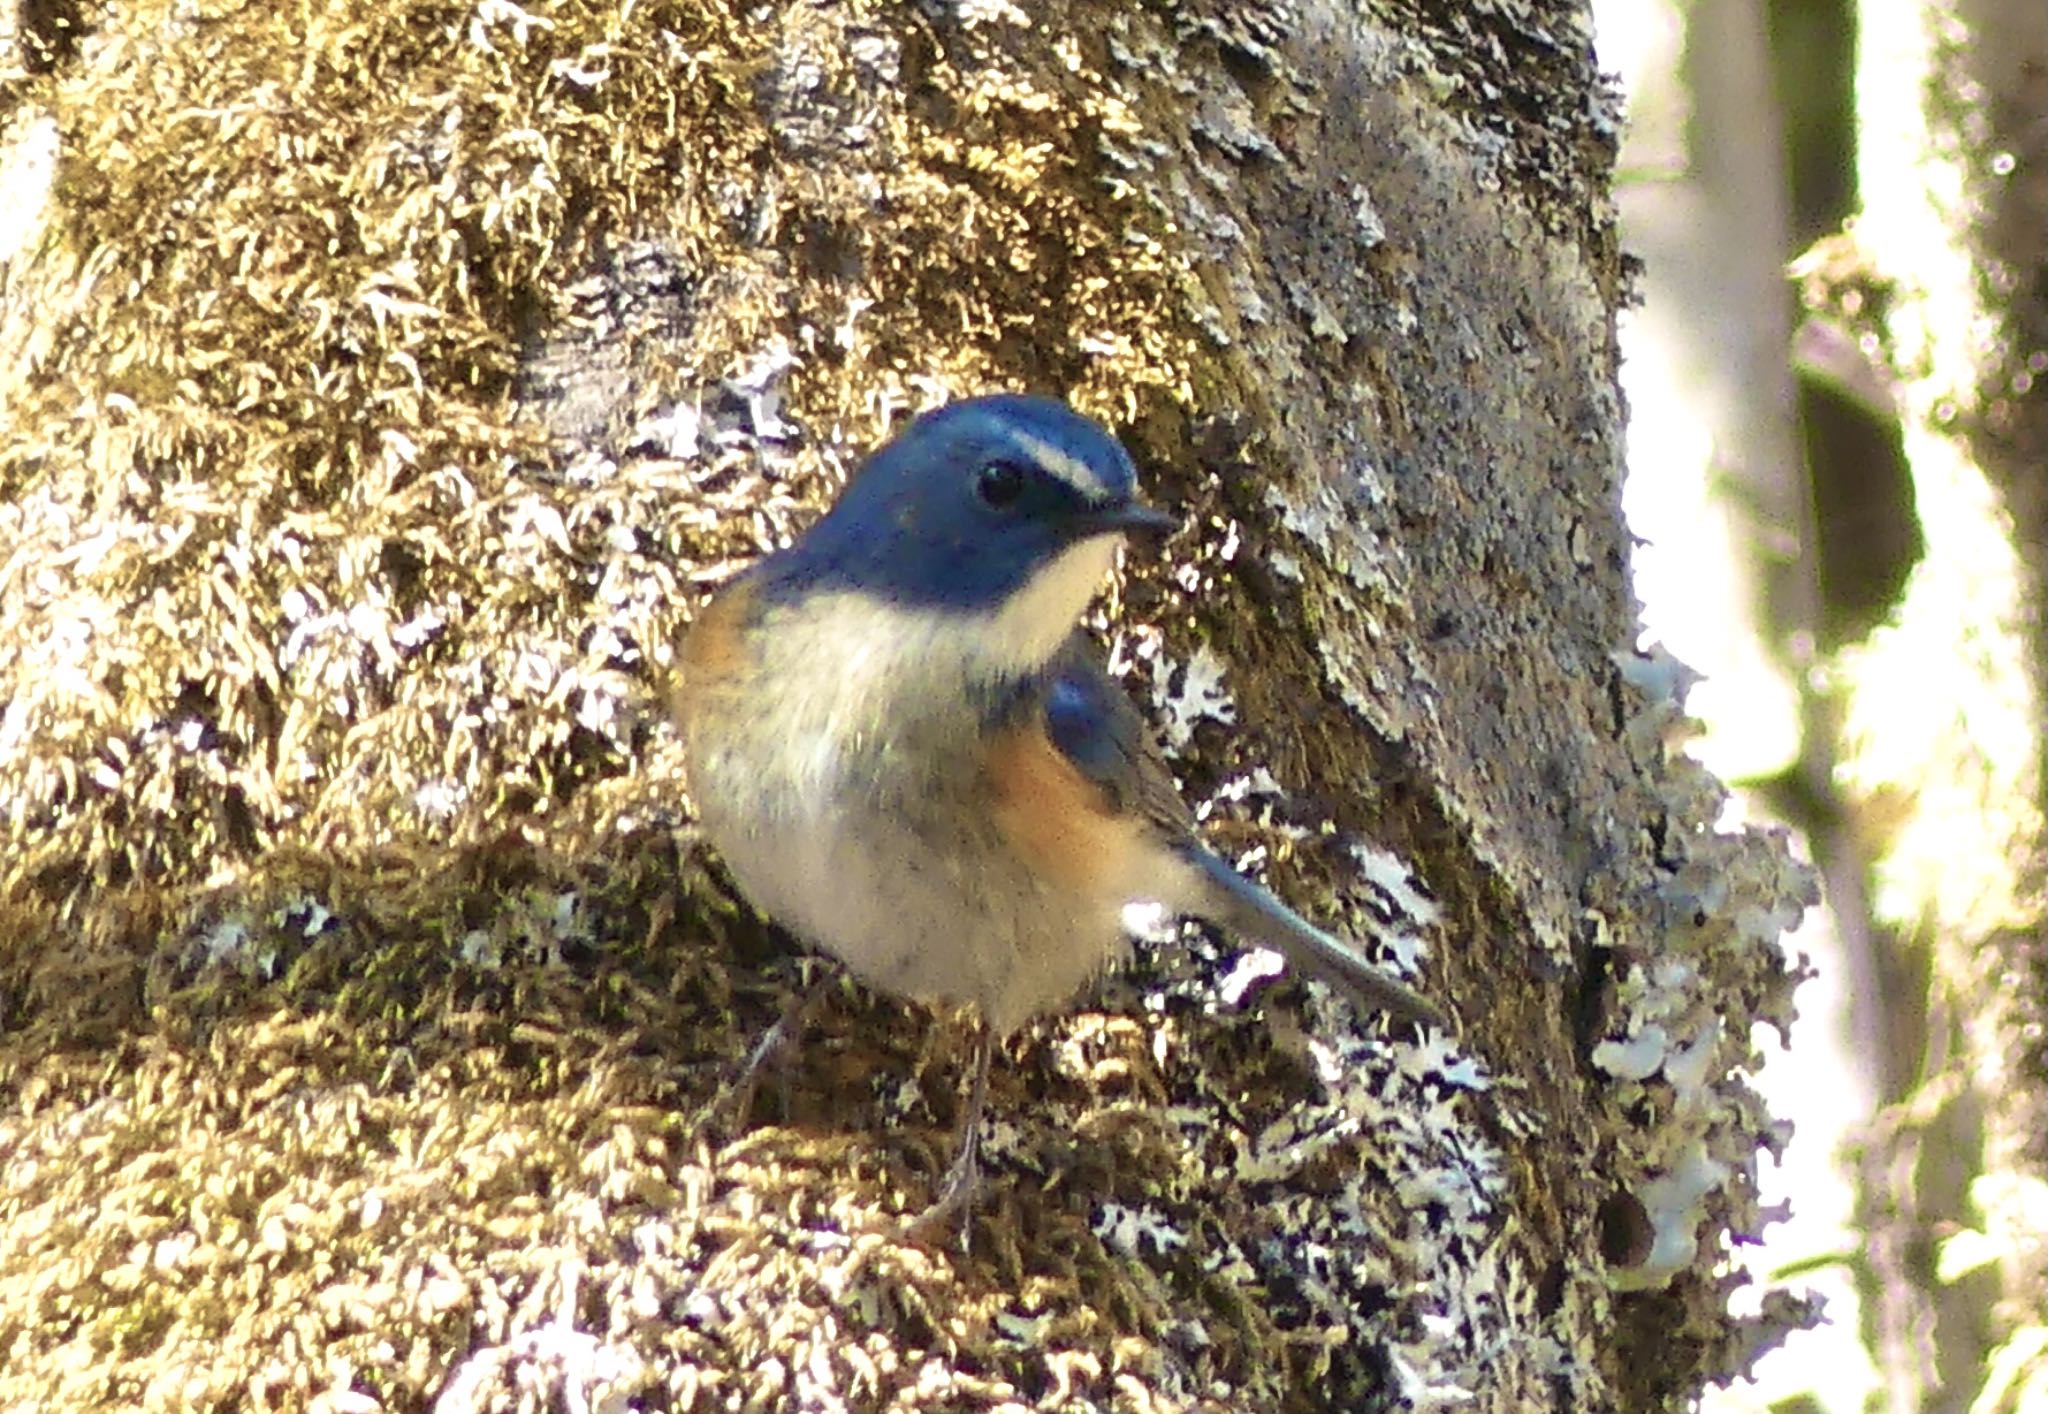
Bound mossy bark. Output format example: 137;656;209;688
0;2;1811;1409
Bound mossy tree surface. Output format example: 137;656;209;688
0;2;1810;1409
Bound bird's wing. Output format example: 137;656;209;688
1029;635;1445;1030
1035;635;1195;835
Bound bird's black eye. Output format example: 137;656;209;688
975;459;1029;509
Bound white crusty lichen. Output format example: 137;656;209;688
1113;625;1560;1395
1264;476;1401;599
1136;635;1238;754
1597;644;1816;1293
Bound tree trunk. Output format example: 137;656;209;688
0;2;1813;1409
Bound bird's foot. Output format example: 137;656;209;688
891;1021;994;1250
712;972;831;1132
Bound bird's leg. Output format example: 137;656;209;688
901;1016;993;1243
715;969;832;1131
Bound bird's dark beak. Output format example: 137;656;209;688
1080;501;1178;539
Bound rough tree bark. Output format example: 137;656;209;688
0;1;1812;1410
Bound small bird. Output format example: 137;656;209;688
673;393;1442;1223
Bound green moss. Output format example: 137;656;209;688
0;0;1709;1406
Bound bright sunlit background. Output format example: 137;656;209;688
1597;0;2043;1407
1596;3;1902;1408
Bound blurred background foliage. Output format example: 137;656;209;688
1596;0;2047;1409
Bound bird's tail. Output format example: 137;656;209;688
1182;844;1446;1030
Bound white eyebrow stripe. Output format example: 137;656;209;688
1007;429;1105;499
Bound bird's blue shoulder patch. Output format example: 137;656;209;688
1042;665;1125;785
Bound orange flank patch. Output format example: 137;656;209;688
985;722;1142;895
673;580;755;727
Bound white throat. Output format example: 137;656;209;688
746;533;1122;803
985;534;1121;672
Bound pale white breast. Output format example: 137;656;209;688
683;534;1139;1029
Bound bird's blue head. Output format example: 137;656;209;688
770;394;1176;634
